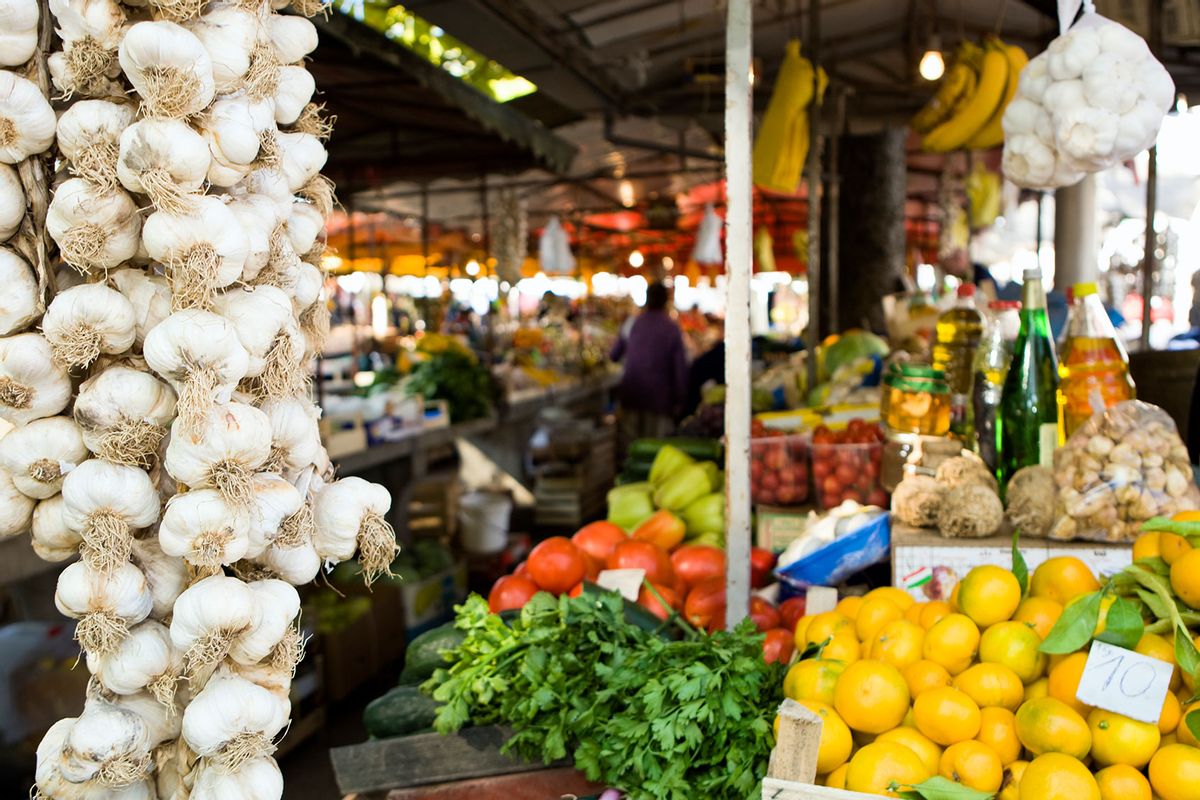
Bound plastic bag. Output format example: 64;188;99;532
1049;400;1200;542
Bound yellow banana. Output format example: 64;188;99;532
965;42;1029;150
922;40;1009;153
911;42;982;134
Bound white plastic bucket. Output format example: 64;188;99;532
458;491;512;554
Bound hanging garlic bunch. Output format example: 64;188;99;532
143;309;250;435
75;365;176;467
116;118;210;214
55;560;153;654
142;195;249;310
0;333;72;426
0;0;38;68
0;465;35;540
86;620;182;707
260;396;321;478
0;165;26;241
158;489;251;571
0;247;39;336
107;268;170;348
129;536;188;622
32;495;83;561
168;574;256;677
244;473;303;559
56;100;135;190
181;669;290;772
41;283;137;369
0;415;87;498
34;719;158;800
214;285;306;400
62;459;161;571
313;477;399;583
45;178;141;273
164;401;270;508
0;71;56;164
47;0;126;99
191;755;283;800
187;5;258;93
118;21;215;119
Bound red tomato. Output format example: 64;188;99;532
571;521;627;562
763;448;787;472
761;472;780;492
750;547;777;588
580;551;602;581
488;575;539;612
527;537;587;595
636;583;678;621
749;597;781;631
750;460;763;482
834;462;857;486
867;488;890;507
842;488;863;504
684;577;726;630
779;596;807;632
813;425;834;444
670;545;726;588
762;628;796;663
811;459;831;480
757;489;777;505
607;540;675;586
821;475;841;496
567;582;584;598
775;485;799;505
514;560;530;578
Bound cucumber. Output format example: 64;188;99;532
363;685;441;738
627;437;722;462
399;623;465;684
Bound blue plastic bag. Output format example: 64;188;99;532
776;512;891;599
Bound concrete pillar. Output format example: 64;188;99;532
1053;174;1100;289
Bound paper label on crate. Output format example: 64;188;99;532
597;569;645;601
901;566;932;591
1075;641;1173;724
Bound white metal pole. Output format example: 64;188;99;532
724;0;752;630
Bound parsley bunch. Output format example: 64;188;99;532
423;589;784;800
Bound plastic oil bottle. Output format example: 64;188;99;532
932;283;985;439
972;300;1021;474
1057;282;1135;438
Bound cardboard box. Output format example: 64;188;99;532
401;561;469;638
891;523;1132;602
756;505;813;552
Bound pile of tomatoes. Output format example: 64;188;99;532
811;419;887;509
750;428;810;507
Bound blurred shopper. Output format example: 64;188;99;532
610;282;688;446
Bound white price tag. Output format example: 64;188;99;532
596;568;645;602
1075;641;1173;724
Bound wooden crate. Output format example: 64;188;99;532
763;699;876;799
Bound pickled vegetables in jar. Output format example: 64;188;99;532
882;364;950;435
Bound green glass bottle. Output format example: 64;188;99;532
997;268;1061;487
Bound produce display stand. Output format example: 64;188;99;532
763;700;873;800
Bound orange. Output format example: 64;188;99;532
798;700;853;774
821;632;861;664
844;741;931;797
867;620;926;670
979;621;1047;684
1013;596;1063;641
805;611;853;646
998;759;1028;800
975;706;1021;765
833;659;911;734
939;739;1003;793
1029;556;1100;605
864;586;916;611
1014;697;1092;760
836;595;864;620
793;615;813;647
1094;764;1151;800
905;602;926;625
1018;753;1099;800
923;613;981;676
1135;631;1181;690
1169;548;1200;609
855;596;904;643
784;658;846;705
1159;532;1193;565
1178;701;1200;747
918;600;953;631
1148;743;1200;800
1087;708;1160;768
876;727;943;775
1024;677;1049;700
1131;531;1161;562
954;663;1025;711
1047;652;1093;717
1158;689;1182;735
949;580;961;611
824;762;849;789
902;659;953;697
957;565;1022;628
913;687;982;745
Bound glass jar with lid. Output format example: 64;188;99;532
881;363;951;436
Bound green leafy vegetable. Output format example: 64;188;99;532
1095;596;1144;650
1011;533;1028;597
892;776;996;800
1039;591;1102;654
405;348;494;423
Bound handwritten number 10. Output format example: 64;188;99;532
1097;653;1157;698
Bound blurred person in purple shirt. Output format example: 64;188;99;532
610;282;688;448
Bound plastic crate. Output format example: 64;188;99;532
750;434;809;506
810;440;886;510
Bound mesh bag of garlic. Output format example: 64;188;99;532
0;0;399;796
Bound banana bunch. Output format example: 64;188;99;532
913;37;1029;153
753;39;828;194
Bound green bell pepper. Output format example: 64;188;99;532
649;444;694;486
652;463;712;512
607;483;656;532
682;492;725;536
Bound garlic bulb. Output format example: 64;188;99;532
143;309;250;435
0;247;38;337
0;0;38;67
56;99;135;189
130;535;188;621
0;333;72;426
142;195;249;310
46;178;141;273
182;669;290;771
116;118;211;214
42;283;137;369
164;402;270;508
32;495;83;560
101;688;181;747
159;488;251;570
287;202;324;257
214;285;307;398
313;477;399;583
244;473;302;558
0;71;56;164
254;494;319;584
118;21;216;119
0;415;87;499
191;756;283;800
269;15;318;65
58;697;153;786
0;465;35;540
292;262;324;312
169;574;256;675
0;164;25;240
232;166;294;220
273;65;315;125
86;620;181;708
107;268;171;348
75;365;176;467
299;293;330;360
187;6;258;92
275;131;326;193
201;95;275;168
55;560;153;654
48;0;126;99
260;397;321;478
229;579;300;666
62;459;161;571
228;194;280;281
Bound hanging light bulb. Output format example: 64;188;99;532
465;259;481;276
919;37;944;82
628;249;644;268
662;256;674;271
619;180;636;208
